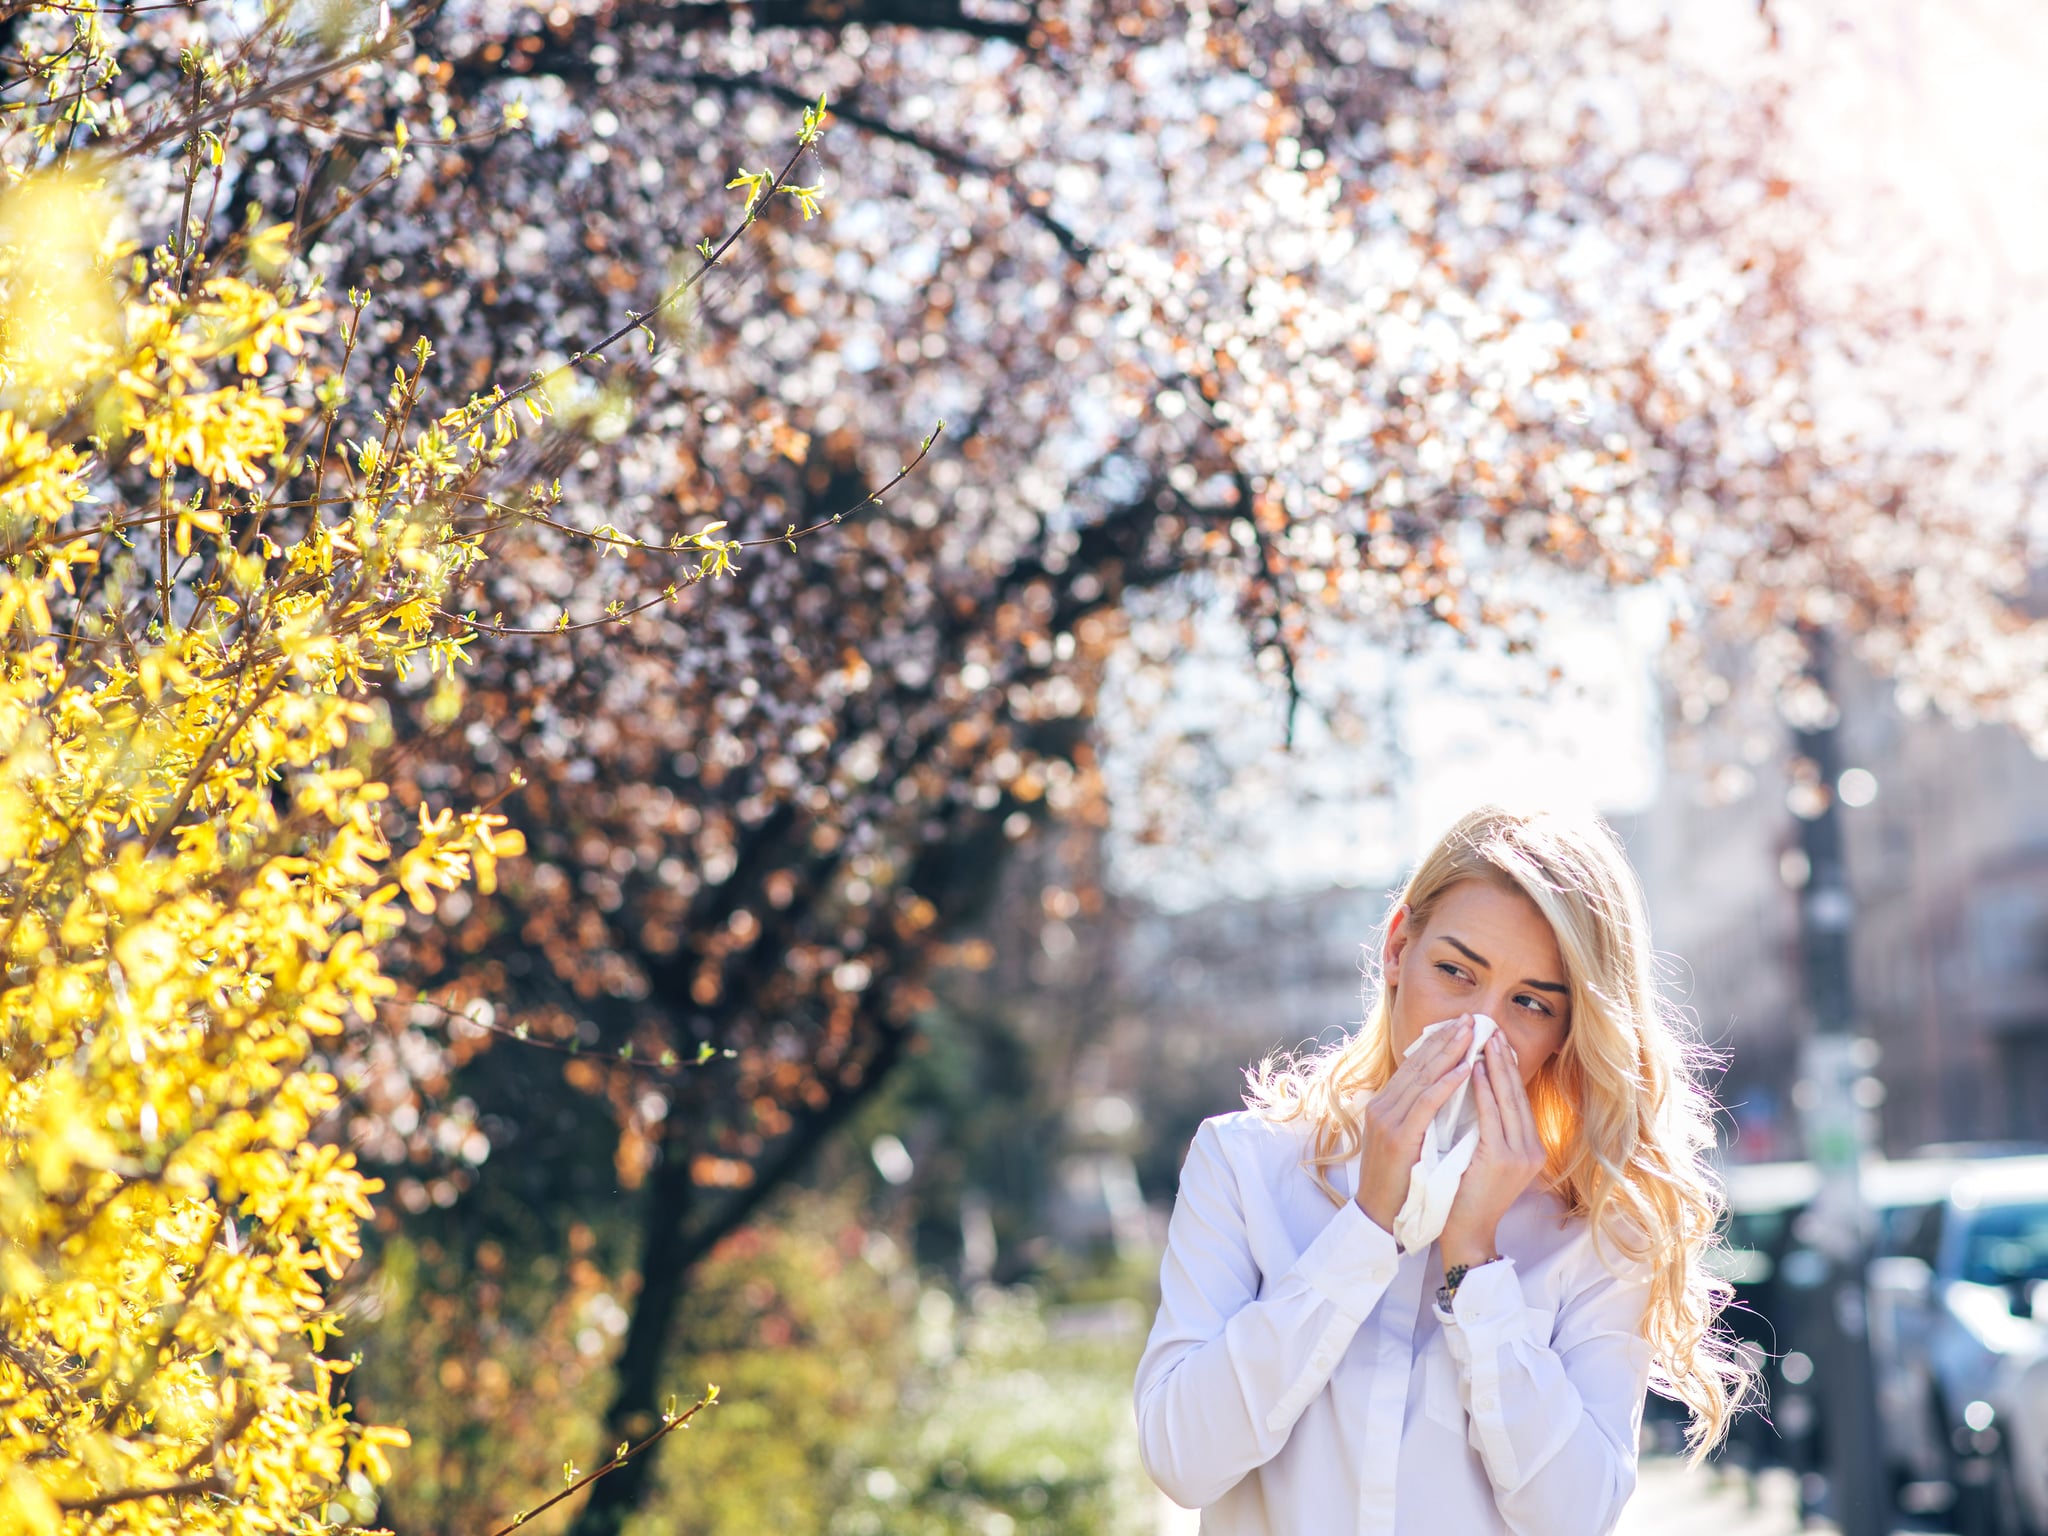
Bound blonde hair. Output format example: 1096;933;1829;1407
1245;804;1751;1458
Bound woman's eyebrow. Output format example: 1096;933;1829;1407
1441;934;1569;995
1441;935;1490;969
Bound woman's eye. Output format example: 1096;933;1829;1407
1515;994;1552;1017
1435;962;1468;983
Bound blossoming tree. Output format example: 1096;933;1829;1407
221;1;2048;1531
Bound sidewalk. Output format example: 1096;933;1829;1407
1153;1456;1806;1534
1153;1453;1968;1533
1614;1458;1805;1536
1618;1456;1969;1536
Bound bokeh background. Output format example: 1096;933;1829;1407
329;0;2048;1531
18;0;2048;1530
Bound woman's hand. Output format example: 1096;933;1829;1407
1354;1014;1476;1237
1439;1030;1547;1270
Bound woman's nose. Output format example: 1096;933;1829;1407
1478;1002;1525;1049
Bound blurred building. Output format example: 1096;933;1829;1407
1620;655;2048;1162
1612;736;1806;1163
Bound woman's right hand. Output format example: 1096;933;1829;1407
1353;1013;1476;1238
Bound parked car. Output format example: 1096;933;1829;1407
1985;1345;2048;1536
1719;1158;1820;1332
1866;1156;2048;1530
1712;1155;1982;1499
1709;1160;1822;1467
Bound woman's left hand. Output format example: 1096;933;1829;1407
1439;1031;1547;1270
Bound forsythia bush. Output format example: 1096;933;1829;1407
0;4;823;1530
0;175;526;1535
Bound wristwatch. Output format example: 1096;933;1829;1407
1437;1256;1501;1310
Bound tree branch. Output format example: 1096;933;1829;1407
685;72;1092;266
57;1475;229;1515
442;0;1033;94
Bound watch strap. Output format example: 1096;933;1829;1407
1436;1255;1502;1311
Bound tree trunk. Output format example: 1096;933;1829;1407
564;1032;903;1536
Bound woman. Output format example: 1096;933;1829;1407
1133;805;1748;1534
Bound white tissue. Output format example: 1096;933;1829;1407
1390;1013;1498;1253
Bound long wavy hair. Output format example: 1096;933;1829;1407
1245;804;1751;1458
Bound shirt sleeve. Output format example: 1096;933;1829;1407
1433;1251;1655;1536
1134;1119;1402;1510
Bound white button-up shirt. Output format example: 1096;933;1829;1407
1135;1110;1656;1535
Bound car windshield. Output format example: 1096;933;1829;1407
1960;1203;2048;1286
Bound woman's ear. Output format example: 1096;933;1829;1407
1381;901;1413;979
